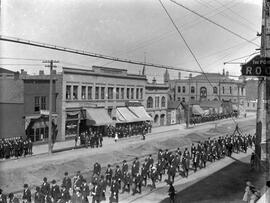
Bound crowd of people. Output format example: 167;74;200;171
190;112;239;125
0;137;33;160
0;131;256;203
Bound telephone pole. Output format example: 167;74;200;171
261;0;270;183
43;60;58;155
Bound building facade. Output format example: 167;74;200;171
168;70;246;113
145;79;169;126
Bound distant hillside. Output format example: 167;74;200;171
245;79;258;100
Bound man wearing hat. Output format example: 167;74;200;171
81;179;90;203
22;184;31;203
122;160;128;175
62;172;72;191
93;162;101;176
105;164;113;186
41;177;50;197
114;165;122;188
51;180;61;203
150;166;158;190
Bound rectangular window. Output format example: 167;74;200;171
121;88;125;99
81;86;86;100
136;88;139;99
190;96;195;100
131;88;134;99
95;87;99;99
73;86;78;100
66;85;71;100
41;96;46;110
108;87;114;100
127;88;130;99
140;88;143;99
101;87;105;99
177;97;181;101
178;86;181;93
222;87;225;94
116;88;120;100
88;86;92;99
155;96;160;108
182;86;186;93
34;96;40;112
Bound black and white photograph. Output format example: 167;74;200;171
0;0;269;202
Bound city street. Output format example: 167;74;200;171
0;114;257;196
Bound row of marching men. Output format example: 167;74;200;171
2;133;255;203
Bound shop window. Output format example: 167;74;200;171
95;87;99;99
191;86;195;93
41;96;46;110
88;86;92;99
108;87;113;100
161;96;166;107
131;88;134;99
65;120;78;136
127;88;130;99
66;85;71;100
121;88;125;99
101;87;105;99
81;86;86;100
116;88;120;100
147;97;153;108
136;88;139;99
73;86;78;100
34;96;40;112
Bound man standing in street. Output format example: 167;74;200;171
62;172;72;191
22;184;31;203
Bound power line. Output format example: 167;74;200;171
0;35;211;75
0;57;44;61
0;63;44;66
168;0;260;47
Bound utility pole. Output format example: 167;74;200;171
43;60;58;155
186;74;191;128
263;0;270;183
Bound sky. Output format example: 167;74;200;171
0;0;262;82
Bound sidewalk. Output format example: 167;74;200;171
31;123;185;155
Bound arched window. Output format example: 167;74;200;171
229;86;232;94
161;96;166;107
191;86;195;93
147;97;153;108
213;86;217;94
200;87;207;99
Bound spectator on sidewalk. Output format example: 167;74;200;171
0;188;7;203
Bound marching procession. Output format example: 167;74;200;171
0;131;256;203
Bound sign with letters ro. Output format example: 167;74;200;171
241;55;270;76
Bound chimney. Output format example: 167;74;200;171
226;71;229;77
14;71;20;80
21;69;24;74
39;70;44;75
178;72;181;80
189;73;192;78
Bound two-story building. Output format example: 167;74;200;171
22;66;151;142
168;69;246;114
145;78;169;126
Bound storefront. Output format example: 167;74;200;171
25;114;58;142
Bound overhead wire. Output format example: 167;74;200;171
168;0;260;47
158;0;240;127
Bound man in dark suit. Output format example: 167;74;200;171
22;184;31;203
51;180;61;203
41;177;50;197
62;172;72;191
